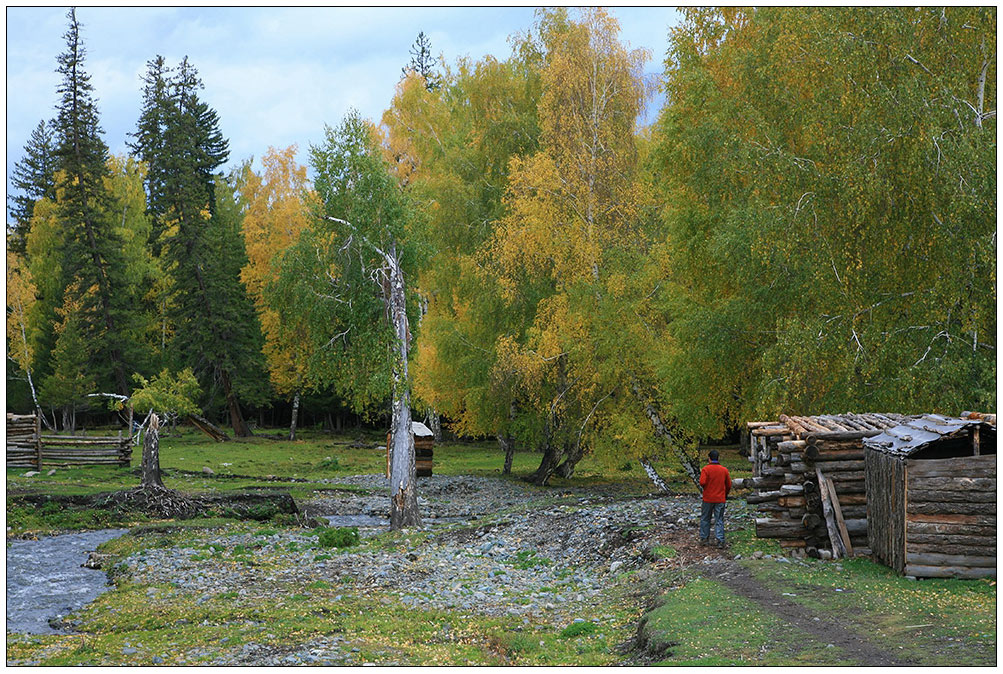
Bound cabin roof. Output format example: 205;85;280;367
863;414;992;457
778;412;907;436
411;421;434;437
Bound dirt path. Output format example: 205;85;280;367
645;526;914;667
703;558;913;666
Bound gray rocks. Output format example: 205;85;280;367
105;473;717;666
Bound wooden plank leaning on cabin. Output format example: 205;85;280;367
815;467;848;559
826;475;855;557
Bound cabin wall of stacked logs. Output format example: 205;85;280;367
867;451;996;579
6;413;132;469
740;421;872;560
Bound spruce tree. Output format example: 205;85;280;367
402;31;441;91
128;55;172;250
131;55;265;436
49;8;137;396
9;119;58;253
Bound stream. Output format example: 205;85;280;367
6;529;126;634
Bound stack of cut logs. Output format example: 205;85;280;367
736;413;906;559
6;413;42;468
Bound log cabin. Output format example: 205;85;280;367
863;413;996;579
386;420;436;478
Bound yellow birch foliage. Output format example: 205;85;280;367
6;250;38;376
239;146;317;395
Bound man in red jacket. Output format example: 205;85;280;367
699;449;731;548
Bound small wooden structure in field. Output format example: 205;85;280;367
741;413;906;558
863;413;996;579
386;421;435;478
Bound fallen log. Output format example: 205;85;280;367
903;565;996;579
189;414;230;443
755;517;809;539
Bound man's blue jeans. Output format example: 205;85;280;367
700;501;726;543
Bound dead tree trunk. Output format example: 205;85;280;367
288;392;301;441
221;369;252;438
387;240;422;530
499;433;516;475
141;413;164;489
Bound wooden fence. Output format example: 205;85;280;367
6;413;132;469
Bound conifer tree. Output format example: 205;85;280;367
131;55;265;436
49;8;138;396
9;120;58;253
402;31;441;91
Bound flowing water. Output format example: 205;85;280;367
6;529;126;634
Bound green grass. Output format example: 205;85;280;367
742;555;997;665
639;575;851;665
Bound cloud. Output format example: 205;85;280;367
7;7;680;193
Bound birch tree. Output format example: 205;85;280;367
274;112;426;529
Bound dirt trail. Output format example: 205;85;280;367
646;527;913;667
703;559;913;666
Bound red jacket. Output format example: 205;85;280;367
700;462;731;503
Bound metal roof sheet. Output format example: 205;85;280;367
863;415;987;456
411;421;434;437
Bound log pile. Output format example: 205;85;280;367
740;413;906;559
6;413;42;468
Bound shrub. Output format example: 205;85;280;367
560;621;598;638
318;456;341;470
317;526;360;549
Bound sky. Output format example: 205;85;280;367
5;6;681;194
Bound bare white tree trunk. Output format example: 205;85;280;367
387;241;422;530
288;391;300;441
142;413;164;489
427;410;442;442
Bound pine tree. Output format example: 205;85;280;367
131;55;266;436
402;31;441;91
49;8;137;396
9;120;58;253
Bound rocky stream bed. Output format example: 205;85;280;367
8;475;756;666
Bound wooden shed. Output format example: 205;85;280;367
386;421;435;478
864;414;996;579
742;413;907;558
